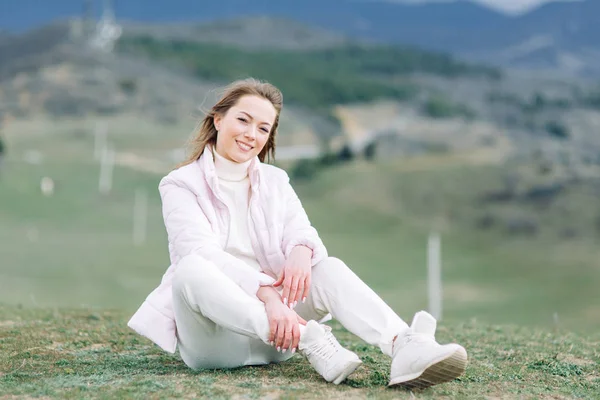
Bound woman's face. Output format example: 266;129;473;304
214;95;276;163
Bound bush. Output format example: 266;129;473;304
338;145;354;162
545;121;570;139
506;217;539;236
422;95;474;119
363;142;377;161
580;90;600;109
118;78;137;94
290;145;361;181
290;159;319;181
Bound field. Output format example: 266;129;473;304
1;115;599;398
1;305;598;399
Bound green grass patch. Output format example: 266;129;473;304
117;37;499;110
0;305;598;399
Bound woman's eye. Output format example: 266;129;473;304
238;117;247;123
260;128;269;133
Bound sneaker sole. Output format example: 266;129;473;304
332;359;363;385
388;347;467;389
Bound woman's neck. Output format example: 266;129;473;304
212;147;251;182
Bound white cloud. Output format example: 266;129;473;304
471;0;579;14
388;0;582;15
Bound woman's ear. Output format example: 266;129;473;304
213;114;222;132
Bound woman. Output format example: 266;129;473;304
128;78;467;388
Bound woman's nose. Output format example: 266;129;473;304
244;126;257;139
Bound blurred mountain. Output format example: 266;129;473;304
0;15;498;119
2;12;600;186
2;0;599;74
122;17;352;50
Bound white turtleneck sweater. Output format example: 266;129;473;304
213;149;262;272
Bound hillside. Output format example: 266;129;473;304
0;305;598;399
2;0;599;74
116;33;498;109
2;16;600;175
0;16;501;152
112;23;600;169
1;13;600;339
122;17;352;50
2;117;600;332
0;20;346;149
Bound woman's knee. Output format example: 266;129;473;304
172;254;213;292
311;256;352;282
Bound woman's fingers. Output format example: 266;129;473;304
291;323;300;352
288;275;299;309
294;280;304;307
282;320;293;352
273;272;285;288
286;272;309;309
302;275;311;304
281;275;293;306
275;321;285;351
269;320;277;345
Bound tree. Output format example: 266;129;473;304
545;121;570;140
364;142;377;161
338;144;354;162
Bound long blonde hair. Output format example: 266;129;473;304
178;78;283;168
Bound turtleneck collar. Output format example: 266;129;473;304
212;146;252;182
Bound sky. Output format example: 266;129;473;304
396;0;581;14
0;0;584;34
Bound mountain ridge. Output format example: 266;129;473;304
2;0;597;74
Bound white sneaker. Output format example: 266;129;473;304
299;320;362;384
388;311;468;389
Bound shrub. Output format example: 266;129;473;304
118;78;137;94
290;159;319;181
545;121;570;139
422;95;474;119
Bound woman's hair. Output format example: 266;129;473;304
178;78;283;168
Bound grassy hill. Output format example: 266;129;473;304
1;305;598;399
1;99;600;399
1;115;599;332
116;35;499;111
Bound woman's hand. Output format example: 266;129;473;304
265;300;307;353
274;245;312;309
257;286;306;352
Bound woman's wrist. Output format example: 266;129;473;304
290;245;313;259
257;285;281;305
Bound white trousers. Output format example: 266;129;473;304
172;255;409;370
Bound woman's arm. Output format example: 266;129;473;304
257;285;282;305
160;176;275;297
280;176;328;266
257;285;306;352
276;174;329;308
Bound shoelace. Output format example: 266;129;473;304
393;331;436;355
303;326;340;361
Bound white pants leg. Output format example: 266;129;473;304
172;255;292;369
294;257;409;357
172;255;409;370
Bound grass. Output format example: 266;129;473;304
117;37;498;110
1;115;600;397
1;116;600;331
1;305;598;399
